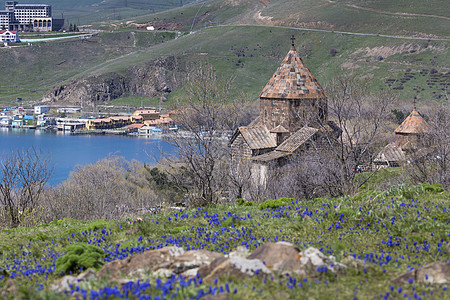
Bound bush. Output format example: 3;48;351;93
259;197;294;210
236;198;254;206
422;183;444;193
330;48;338;57
55;243;106;275
82;220;110;232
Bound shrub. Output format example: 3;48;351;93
82;220;110;232
330;48;338;57
236;198;254;206
422;183;444;193
259;198;294;210
48;218;80;227
55;243;106;275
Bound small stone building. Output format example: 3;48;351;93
230;38;334;183
373;107;429;167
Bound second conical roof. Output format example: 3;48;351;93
395;108;429;134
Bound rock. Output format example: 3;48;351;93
228;246;250;258
42;56;185;106
247;242;346;275
392;262;449;285
97;246;185;282
393;262;449;285
416;262;449;284
247;242;305;275
77;268;96;281
198;256;271;282
1;279;17;297
167;250;224;276
98;247;223;282
51;268;98;292
299;247;347;274
51;275;77;292
341;255;365;268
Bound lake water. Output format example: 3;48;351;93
0;128;177;186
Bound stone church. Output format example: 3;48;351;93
373;107;429;167
230;37;335;182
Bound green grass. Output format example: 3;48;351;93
109;94;162;107
0;183;448;299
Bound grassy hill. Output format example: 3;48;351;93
1;26;448;106
106;0;450;37
1;0;448;106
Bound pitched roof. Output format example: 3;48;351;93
252;150;290;162
395;108;429;134
260;45;326;100
276;127;318;153
373;142;406;163
237;125;277;150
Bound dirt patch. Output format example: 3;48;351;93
340;62;360;69
254;10;273;22
353;43;444;59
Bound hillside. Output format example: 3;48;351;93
108;0;450;37
1;0;449;106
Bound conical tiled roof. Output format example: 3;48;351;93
260;45;326;100
395;108;429;134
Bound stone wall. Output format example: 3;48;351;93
260;98;327;132
231;133;252;161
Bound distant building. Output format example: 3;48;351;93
132;109;160;121
0;1;64;31
0;30;19;43
373;107;429;168
34;105;50;114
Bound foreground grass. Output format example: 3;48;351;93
0;185;448;299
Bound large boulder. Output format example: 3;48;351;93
247;242;346;275
392;262;450;285
98;247;224;281
97;246;185;282
155;249;225;278
51;268;96;292
198;256;271;282
247;242;305;274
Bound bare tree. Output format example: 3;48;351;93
165;65;256;206
311;75;397;195
0;148;52;227
41;156;158;221
281;73;397;197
